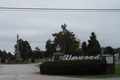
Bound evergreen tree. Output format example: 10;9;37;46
7;52;13;58
88;32;101;56
32;47;43;59
104;46;115;55
0;50;3;59
114;48;120;54
82;41;88;56
0;50;13;61
2;50;8;59
45;39;55;57
14;39;32;59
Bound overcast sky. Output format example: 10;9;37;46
0;0;120;54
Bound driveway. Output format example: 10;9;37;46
0;63;120;80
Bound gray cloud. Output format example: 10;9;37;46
0;0;120;54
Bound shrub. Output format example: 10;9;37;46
15;59;21;63
31;57;35;62
8;58;12;63
1;58;5;63
40;59;106;75
21;59;27;62
11;56;16;60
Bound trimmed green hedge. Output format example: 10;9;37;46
40;59;106;75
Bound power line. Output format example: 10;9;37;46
0;7;120;12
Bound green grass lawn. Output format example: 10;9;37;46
64;64;120;78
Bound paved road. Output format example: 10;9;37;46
0;63;120;80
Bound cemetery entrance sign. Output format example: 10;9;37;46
101;54;115;74
59;54;101;60
106;56;113;64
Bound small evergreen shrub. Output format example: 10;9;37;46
40;59;106;75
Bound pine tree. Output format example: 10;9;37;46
32;47;43;59
82;41;88;56
45;39;55;57
14;39;32;59
88;32;101;56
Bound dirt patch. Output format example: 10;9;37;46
34;72;40;74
